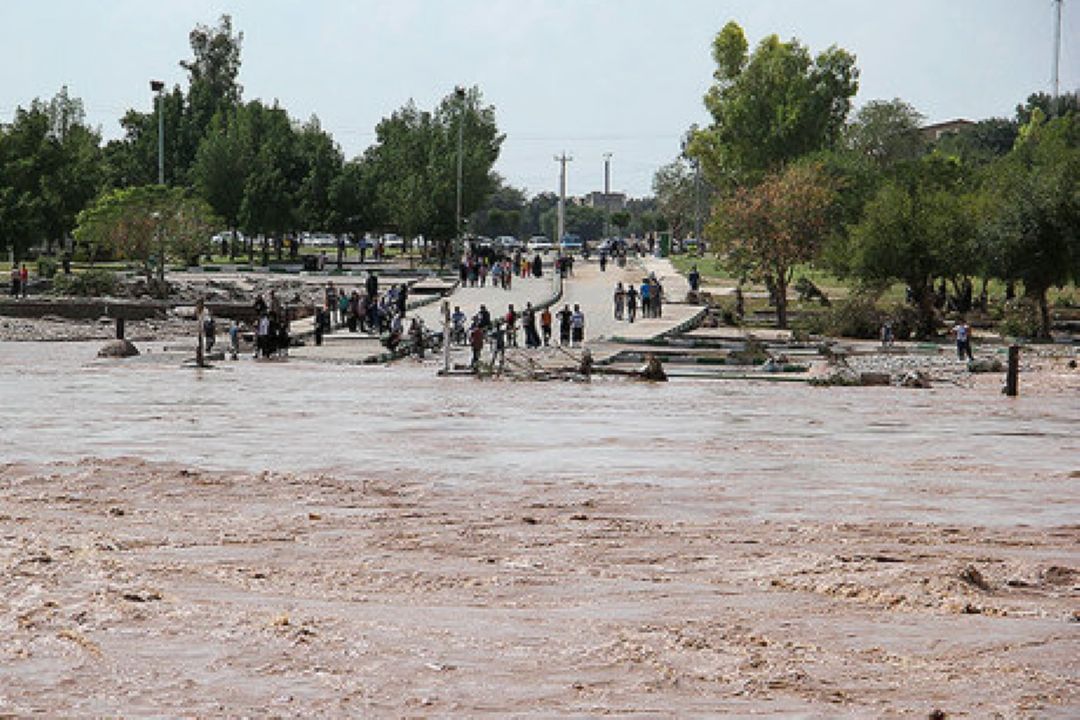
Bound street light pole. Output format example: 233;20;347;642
150;80;165;287
455;86;466;258
602;152;612;239
150;80;164;185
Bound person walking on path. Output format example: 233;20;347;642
19;264;28;298
570;304;585;347
557;304;573;346
952;318;974;361
613;282;625;320
10;265;20;298
651;278;663;318
626;285;638;323
365;270;378;300
688;265;701;294
540;306;553;346
640;279;651;319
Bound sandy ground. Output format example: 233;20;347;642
1;457;1076;718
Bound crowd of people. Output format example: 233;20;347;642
458;250;546;289
450;301;587;369
312;271;415;350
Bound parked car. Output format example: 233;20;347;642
382;233;404;249
597;237;626;255
302;232;339;247
559;234;583;253
527;235;554;253
495;235;522;252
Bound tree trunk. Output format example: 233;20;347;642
1032;287;1052;340
775;277;788;329
914;280;937;339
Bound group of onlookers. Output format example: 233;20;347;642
612;275;664;323
450;301;586;368
459;251;545;289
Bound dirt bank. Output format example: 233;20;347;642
2;458;1076;717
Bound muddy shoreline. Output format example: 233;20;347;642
1;458;1076;717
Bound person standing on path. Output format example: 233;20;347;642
505;304;518;347
639;279;651;319
10;265;20;298
570;304;585;347
651;278;663;318
626;285;638;323
469;322;485;369
523;302;540;348
540;306;553;346
365;270;378;301
557;304;572;346
613;282;625;320
952;318;974;361
19;264;28;298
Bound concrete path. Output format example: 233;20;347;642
289;253;702;365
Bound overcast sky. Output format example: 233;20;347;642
2;0;1076;197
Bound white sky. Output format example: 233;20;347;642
2;0;1077;197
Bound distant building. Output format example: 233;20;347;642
921;119;974;141
583;191;627;212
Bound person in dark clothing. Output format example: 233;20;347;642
365;270;378;299
556;304;573;346
522;302;540;348
532;254;543;278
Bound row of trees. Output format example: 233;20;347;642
0;16;508;272
679;21;1079;338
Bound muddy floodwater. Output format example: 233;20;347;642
1;341;1077;717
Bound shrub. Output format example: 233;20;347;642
51;268;119;297
997;298;1040;339
37;256;59;279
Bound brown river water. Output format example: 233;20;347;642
2;341;1078;717
2;340;1076;527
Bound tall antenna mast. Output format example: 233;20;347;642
1052;0;1063;106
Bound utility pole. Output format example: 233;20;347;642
602;152;612;239
693;158;702;241
1051;0;1063;111
555;152;573;248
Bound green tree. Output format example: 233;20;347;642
365;87;503;264
652;157;697;238
711;162;837;328
0;88;103;260
688;21;859;188
845;98;925;166
74;185;219;285
192;110;246;253
850;154;979;337
980;112;1080;337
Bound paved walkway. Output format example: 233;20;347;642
289;253;702;365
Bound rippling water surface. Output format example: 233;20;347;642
2;341;1076;526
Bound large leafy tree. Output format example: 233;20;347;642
850;154;979;337
74;185;219;284
980;111;1080;337
365;87;502;264
652;157;698;239
0;88;103;260
712;162;837;328
688;21;859;188
844;98;925;167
